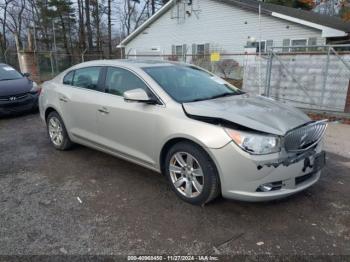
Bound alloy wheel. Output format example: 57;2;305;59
169;152;204;198
48;117;64;147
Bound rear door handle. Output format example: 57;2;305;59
98;107;109;114
59;96;68;102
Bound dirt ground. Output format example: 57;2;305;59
0;113;349;257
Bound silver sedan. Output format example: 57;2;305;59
39;60;327;205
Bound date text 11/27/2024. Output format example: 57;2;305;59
127;255;219;261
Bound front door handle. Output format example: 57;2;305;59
98;107;109;114
59;96;68;102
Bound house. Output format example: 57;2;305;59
118;0;350;114
119;0;350;59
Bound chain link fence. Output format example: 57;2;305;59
126;46;350;114
0;49;115;82
244;45;350;113
0;49;20;70
126;52;248;89
1;46;349;114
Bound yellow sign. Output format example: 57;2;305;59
210;52;220;62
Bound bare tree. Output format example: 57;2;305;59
91;0;102;52
0;0;15;53
216;59;239;79
77;0;86;50
4;0;28;51
85;0;93;49
151;0;155;15
119;0;149;36
0;0;166;58
107;0;112;57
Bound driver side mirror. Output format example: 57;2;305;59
23;72;30;78
123;88;158;104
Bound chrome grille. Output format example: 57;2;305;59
284;120;327;152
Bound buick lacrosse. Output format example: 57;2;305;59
39;60;327;205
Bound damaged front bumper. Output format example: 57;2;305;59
257;147;325;170
209;140;325;201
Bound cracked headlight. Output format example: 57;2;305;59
225;128;281;155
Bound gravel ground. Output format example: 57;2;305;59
0;113;349;257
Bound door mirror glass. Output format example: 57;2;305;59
124;88;154;103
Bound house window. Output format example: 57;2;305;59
256;41;266;53
246;40;272;53
196;44;205;58
266;40;274;51
282;39;290;52
308;37;317;51
291;39;308;52
175;45;183;58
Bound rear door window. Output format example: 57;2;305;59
63;71;74;85
72;67;103;91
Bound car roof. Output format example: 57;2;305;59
55;59;196;82
72;59;186;69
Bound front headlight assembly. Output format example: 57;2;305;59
30;81;41;94
225;128;281;155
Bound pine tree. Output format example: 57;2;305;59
49;0;76;54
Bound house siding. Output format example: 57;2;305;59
125;0;326;56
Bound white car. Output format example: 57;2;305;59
39;60;327;205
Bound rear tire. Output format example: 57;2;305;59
164;142;220;205
46;111;73;150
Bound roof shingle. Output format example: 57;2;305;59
219;0;350;32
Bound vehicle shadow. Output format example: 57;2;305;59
0;110;39;120
57;143;346;210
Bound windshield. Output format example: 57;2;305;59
143;65;243;103
0;65;23;81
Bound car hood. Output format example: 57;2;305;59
183;94;311;136
0;77;32;96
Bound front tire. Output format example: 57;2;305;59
46;111;72;150
164;142;220;205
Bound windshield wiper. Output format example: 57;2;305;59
188;92;242;103
198;93;241;101
207;92;240;100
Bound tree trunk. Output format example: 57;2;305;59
59;14;69;55
85;0;93;50
126;0;136;35
2;1;8;53
151;0;155;15
108;0;112;58
14;33;20;53
78;0;86;51
67;14;73;53
95;2;101;52
17;0;26;51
